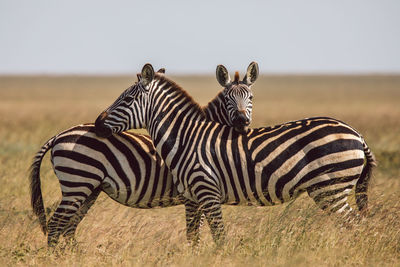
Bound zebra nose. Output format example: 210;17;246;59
95;111;112;138
234;111;250;126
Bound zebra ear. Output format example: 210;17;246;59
157;68;165;74
243;61;259;86
216;64;231;87
141;63;155;87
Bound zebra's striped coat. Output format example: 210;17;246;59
30;63;259;246
95;64;375;245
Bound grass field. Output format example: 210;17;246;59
0;74;399;266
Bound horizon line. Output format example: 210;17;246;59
1;71;400;77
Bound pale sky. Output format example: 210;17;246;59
1;0;399;74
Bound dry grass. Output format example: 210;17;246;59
0;75;399;266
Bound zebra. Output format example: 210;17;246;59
29;63;259;246
94;63;376;246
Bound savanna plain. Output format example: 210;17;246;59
0;74;399;266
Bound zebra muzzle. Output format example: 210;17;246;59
94;111;113;138
233;111;250;134
234;125;249;135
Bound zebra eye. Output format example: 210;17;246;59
249;95;254;100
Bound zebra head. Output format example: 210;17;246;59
95;64;160;138
216;62;259;134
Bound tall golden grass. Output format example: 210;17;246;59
0;75;399;266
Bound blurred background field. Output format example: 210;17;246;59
0;75;399;266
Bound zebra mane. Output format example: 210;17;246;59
234;71;240;84
203;90;224;110
153;73;205;117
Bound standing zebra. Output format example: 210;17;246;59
30;63;259;246
95;63;376;245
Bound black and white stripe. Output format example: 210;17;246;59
95;63;376;245
29;64;258;246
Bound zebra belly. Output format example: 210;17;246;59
101;180;181;208
222;197;276;206
221;175;277;206
100;179;130;204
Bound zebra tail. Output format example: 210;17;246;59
355;138;377;213
29;136;56;235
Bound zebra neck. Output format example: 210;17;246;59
203;92;231;125
147;76;206;158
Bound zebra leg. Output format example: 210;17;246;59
47;187;100;246
200;198;225;246
184;200;203;246
307;177;358;223
47;204;79;247
62;188;102;243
